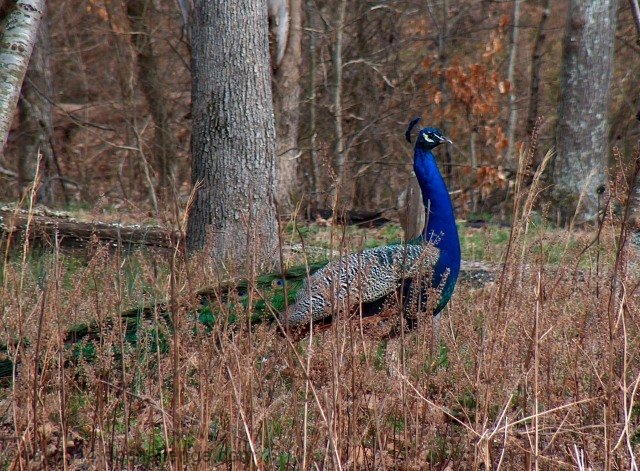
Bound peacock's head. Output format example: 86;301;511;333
405;117;452;151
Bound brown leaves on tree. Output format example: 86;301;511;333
422;25;511;210
476;165;508;200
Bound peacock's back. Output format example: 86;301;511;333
280;242;439;327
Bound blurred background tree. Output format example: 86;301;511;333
552;0;619;225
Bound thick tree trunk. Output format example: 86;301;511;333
0;0;44;155
125;0;177;196
272;0;302;209
553;0;618;224
17;6;56;204
188;0;278;269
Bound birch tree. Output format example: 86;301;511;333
17;5;55;203
0;0;45;154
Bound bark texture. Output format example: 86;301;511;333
188;0;278;268
17;6;55;204
0;0;44;154
272;0;302;208
553;0;618;223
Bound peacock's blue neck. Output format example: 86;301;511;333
411;148;458;250
410;146;461;313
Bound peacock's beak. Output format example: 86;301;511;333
440;135;452;144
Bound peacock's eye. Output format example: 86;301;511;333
423;132;435;143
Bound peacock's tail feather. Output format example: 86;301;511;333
0;260;328;382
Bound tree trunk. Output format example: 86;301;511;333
630;0;640;39
272;0;302;209
627;0;640;227
505;0;521;167
553;0;618;224
525;0;551;156
125;0;177;196
306;0;320;208
267;0;289;68
330;0;347;207
188;0;278;269
104;0;159;213
17;5;56;205
437;0;453;186
0;0;44;155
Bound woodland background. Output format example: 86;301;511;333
2;0;639;226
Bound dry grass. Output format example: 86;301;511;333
1;157;639;470
1;231;638;470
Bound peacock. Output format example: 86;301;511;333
0;118;462;380
280;118;461;328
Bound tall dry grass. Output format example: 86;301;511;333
0;147;639;470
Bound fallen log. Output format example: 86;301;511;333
0;206;180;250
0;206;395;252
307;207;392;227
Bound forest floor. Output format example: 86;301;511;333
0;215;638;470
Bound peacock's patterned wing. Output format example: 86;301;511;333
280;243;439;326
